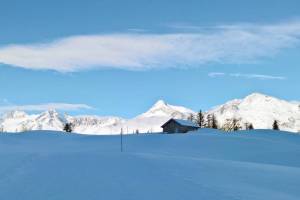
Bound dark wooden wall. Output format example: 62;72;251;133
162;120;198;133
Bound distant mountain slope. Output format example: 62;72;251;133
0;93;299;134
207;93;300;132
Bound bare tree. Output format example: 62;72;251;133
187;113;195;122
222;118;242;132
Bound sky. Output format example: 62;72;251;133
0;0;300;118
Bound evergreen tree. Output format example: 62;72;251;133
211;114;218;129
273;120;279;130
135;129;139;134
206;114;213;128
245;122;254;130
196;110;205;128
248;123;254;130
63;123;73;133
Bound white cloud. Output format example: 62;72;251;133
208;72;226;77
0;103;92;112
0;20;300;72
208;72;286;80
229;73;286;80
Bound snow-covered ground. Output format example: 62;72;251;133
0;129;299;200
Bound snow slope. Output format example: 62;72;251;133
0;129;299;200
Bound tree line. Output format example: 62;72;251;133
187;110;281;132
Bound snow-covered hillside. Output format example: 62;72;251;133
0;110;66;132
0;129;299;200
208;93;300;133
0;93;300;134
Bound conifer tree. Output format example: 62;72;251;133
273;120;279;130
63;123;73;133
206;114;213;128
248;123;254;130
245;122;254;130
196;110;205;128
212;114;218;129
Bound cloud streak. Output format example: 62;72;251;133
0;103;92;112
208;72;226;78
229;73;286;80
208;72;286;80
0;20;300;72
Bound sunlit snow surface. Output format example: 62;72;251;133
0;129;299;200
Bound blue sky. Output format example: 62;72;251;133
0;0;300;118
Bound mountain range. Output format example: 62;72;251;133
0;93;299;134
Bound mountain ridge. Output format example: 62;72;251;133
0;93;299;134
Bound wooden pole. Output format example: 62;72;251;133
120;128;123;152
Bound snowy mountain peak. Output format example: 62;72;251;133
36;109;65;122
39;109;60;117
140;100;195;119
244;93;277;102
209;93;300;132
152;100;167;107
246;92;268;98
149;100;169;111
3;110;28;119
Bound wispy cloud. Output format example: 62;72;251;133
229;73;286;80
208;72;286;80
0;20;300;72
127;28;147;32
208;72;226;77
0;103;93;112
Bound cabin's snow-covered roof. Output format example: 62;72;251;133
162;118;200;128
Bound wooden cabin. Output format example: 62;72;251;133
161;118;200;133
